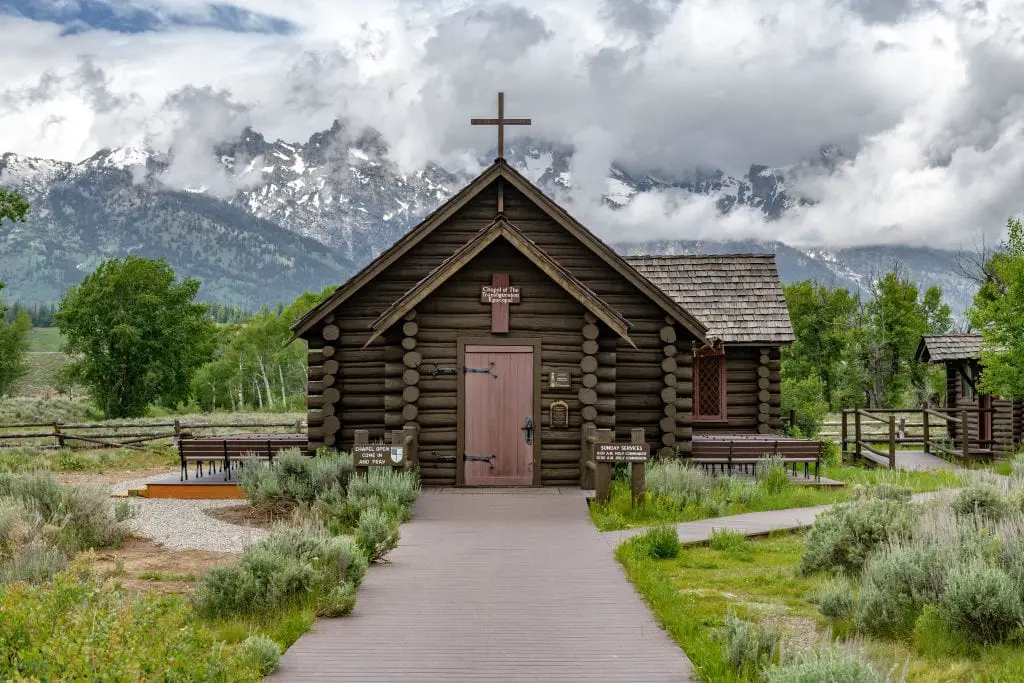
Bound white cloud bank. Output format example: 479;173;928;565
1;0;1022;248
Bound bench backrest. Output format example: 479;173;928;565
179;436;308;459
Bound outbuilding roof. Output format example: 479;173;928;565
916;334;983;363
626;254;795;344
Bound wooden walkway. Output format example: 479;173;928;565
271;488;695;682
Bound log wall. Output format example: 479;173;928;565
692;346;780;436
303;177;788;479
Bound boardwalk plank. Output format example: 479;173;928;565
271;488;694;682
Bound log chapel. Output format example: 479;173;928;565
292;94;795;487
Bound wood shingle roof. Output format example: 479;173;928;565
626;254;795;344
916;334;983;363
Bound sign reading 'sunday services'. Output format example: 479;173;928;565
595;443;649;463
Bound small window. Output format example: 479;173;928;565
694;348;726;421
961;365;975;401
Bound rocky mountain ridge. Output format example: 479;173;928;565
0;121;978;313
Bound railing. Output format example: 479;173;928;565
0;418;305;451
840;407;991;467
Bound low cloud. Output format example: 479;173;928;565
0;0;1022;248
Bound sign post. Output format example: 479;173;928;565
593;429;649;505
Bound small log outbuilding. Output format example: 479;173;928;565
916;334;1024;458
292;160;795;486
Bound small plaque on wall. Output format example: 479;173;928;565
549;368;572;389
550;400;569;429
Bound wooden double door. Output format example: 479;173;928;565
462;345;535;486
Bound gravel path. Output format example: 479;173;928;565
124;497;267;553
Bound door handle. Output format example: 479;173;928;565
521;417;534;446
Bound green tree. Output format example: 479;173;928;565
0;284;30;396
191;288;332;412
0;188;29;226
853;267;951;407
971;218;1024;399
55;257;216;418
782;281;858;409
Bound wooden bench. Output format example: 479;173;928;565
177;434;308;481
690;437;823;481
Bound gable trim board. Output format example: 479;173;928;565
365;216;634;348
291;161;708;342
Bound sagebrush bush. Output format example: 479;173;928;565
940;560;1023;644
0;473;125;583
766;646;887;683
317;582;358;617
717;476;763;507
356;506;399;563
755;455;789;494
636;525;681;559
0;572;260;681
800;498;915;575
646;460;714;507
194;524;367;619
715;614;779;674
239;449;354;510
952;483;1012;521
345;468;420;521
854;540;947;637
812;577;854;621
238;635;280;676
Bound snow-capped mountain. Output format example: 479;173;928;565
0;121;978;312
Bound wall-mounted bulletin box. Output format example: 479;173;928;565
549;400;569;429
549;368;572;389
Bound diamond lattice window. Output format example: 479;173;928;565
694;351;726;421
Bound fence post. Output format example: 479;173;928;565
172;419;181;449
295;419;302;434
922;410;930;454
54;422;64;449
630;428;645;505
854;411;862;462
841;410;848;461
789;408;796;429
888;415;896;469
595;429;613;504
355;429;369;477
961;409;970;458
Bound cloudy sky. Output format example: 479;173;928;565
1;0;1023;248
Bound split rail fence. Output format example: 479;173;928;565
839;407;993;468
0;419;305;451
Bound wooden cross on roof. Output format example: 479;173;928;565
471;91;531;161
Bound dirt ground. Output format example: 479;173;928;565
79;536;237;595
55;466;175;488
203;503;291;529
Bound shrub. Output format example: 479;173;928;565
718;477;763;507
345;468;420;522
636;525;681;559
854;541;946;637
646;460;714;507
194;524;367;619
952;484;1012;521
767;646;887;683
865;484;912;503
940;560;1023;644
238;635;281;676
715;614;779;675
356;507;399;563
0;572;259;681
239;449;354;510
0;473;125;583
997;535;1024;597
812;578;853;621
756;455;790;494
800;498;915;575
318;582;358;617
55;449;87;471
709;528;749;553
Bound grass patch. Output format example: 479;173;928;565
617;529;1024;682
26;327;63;353
0;446;177;474
136;570;199;582
591;462;961;531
